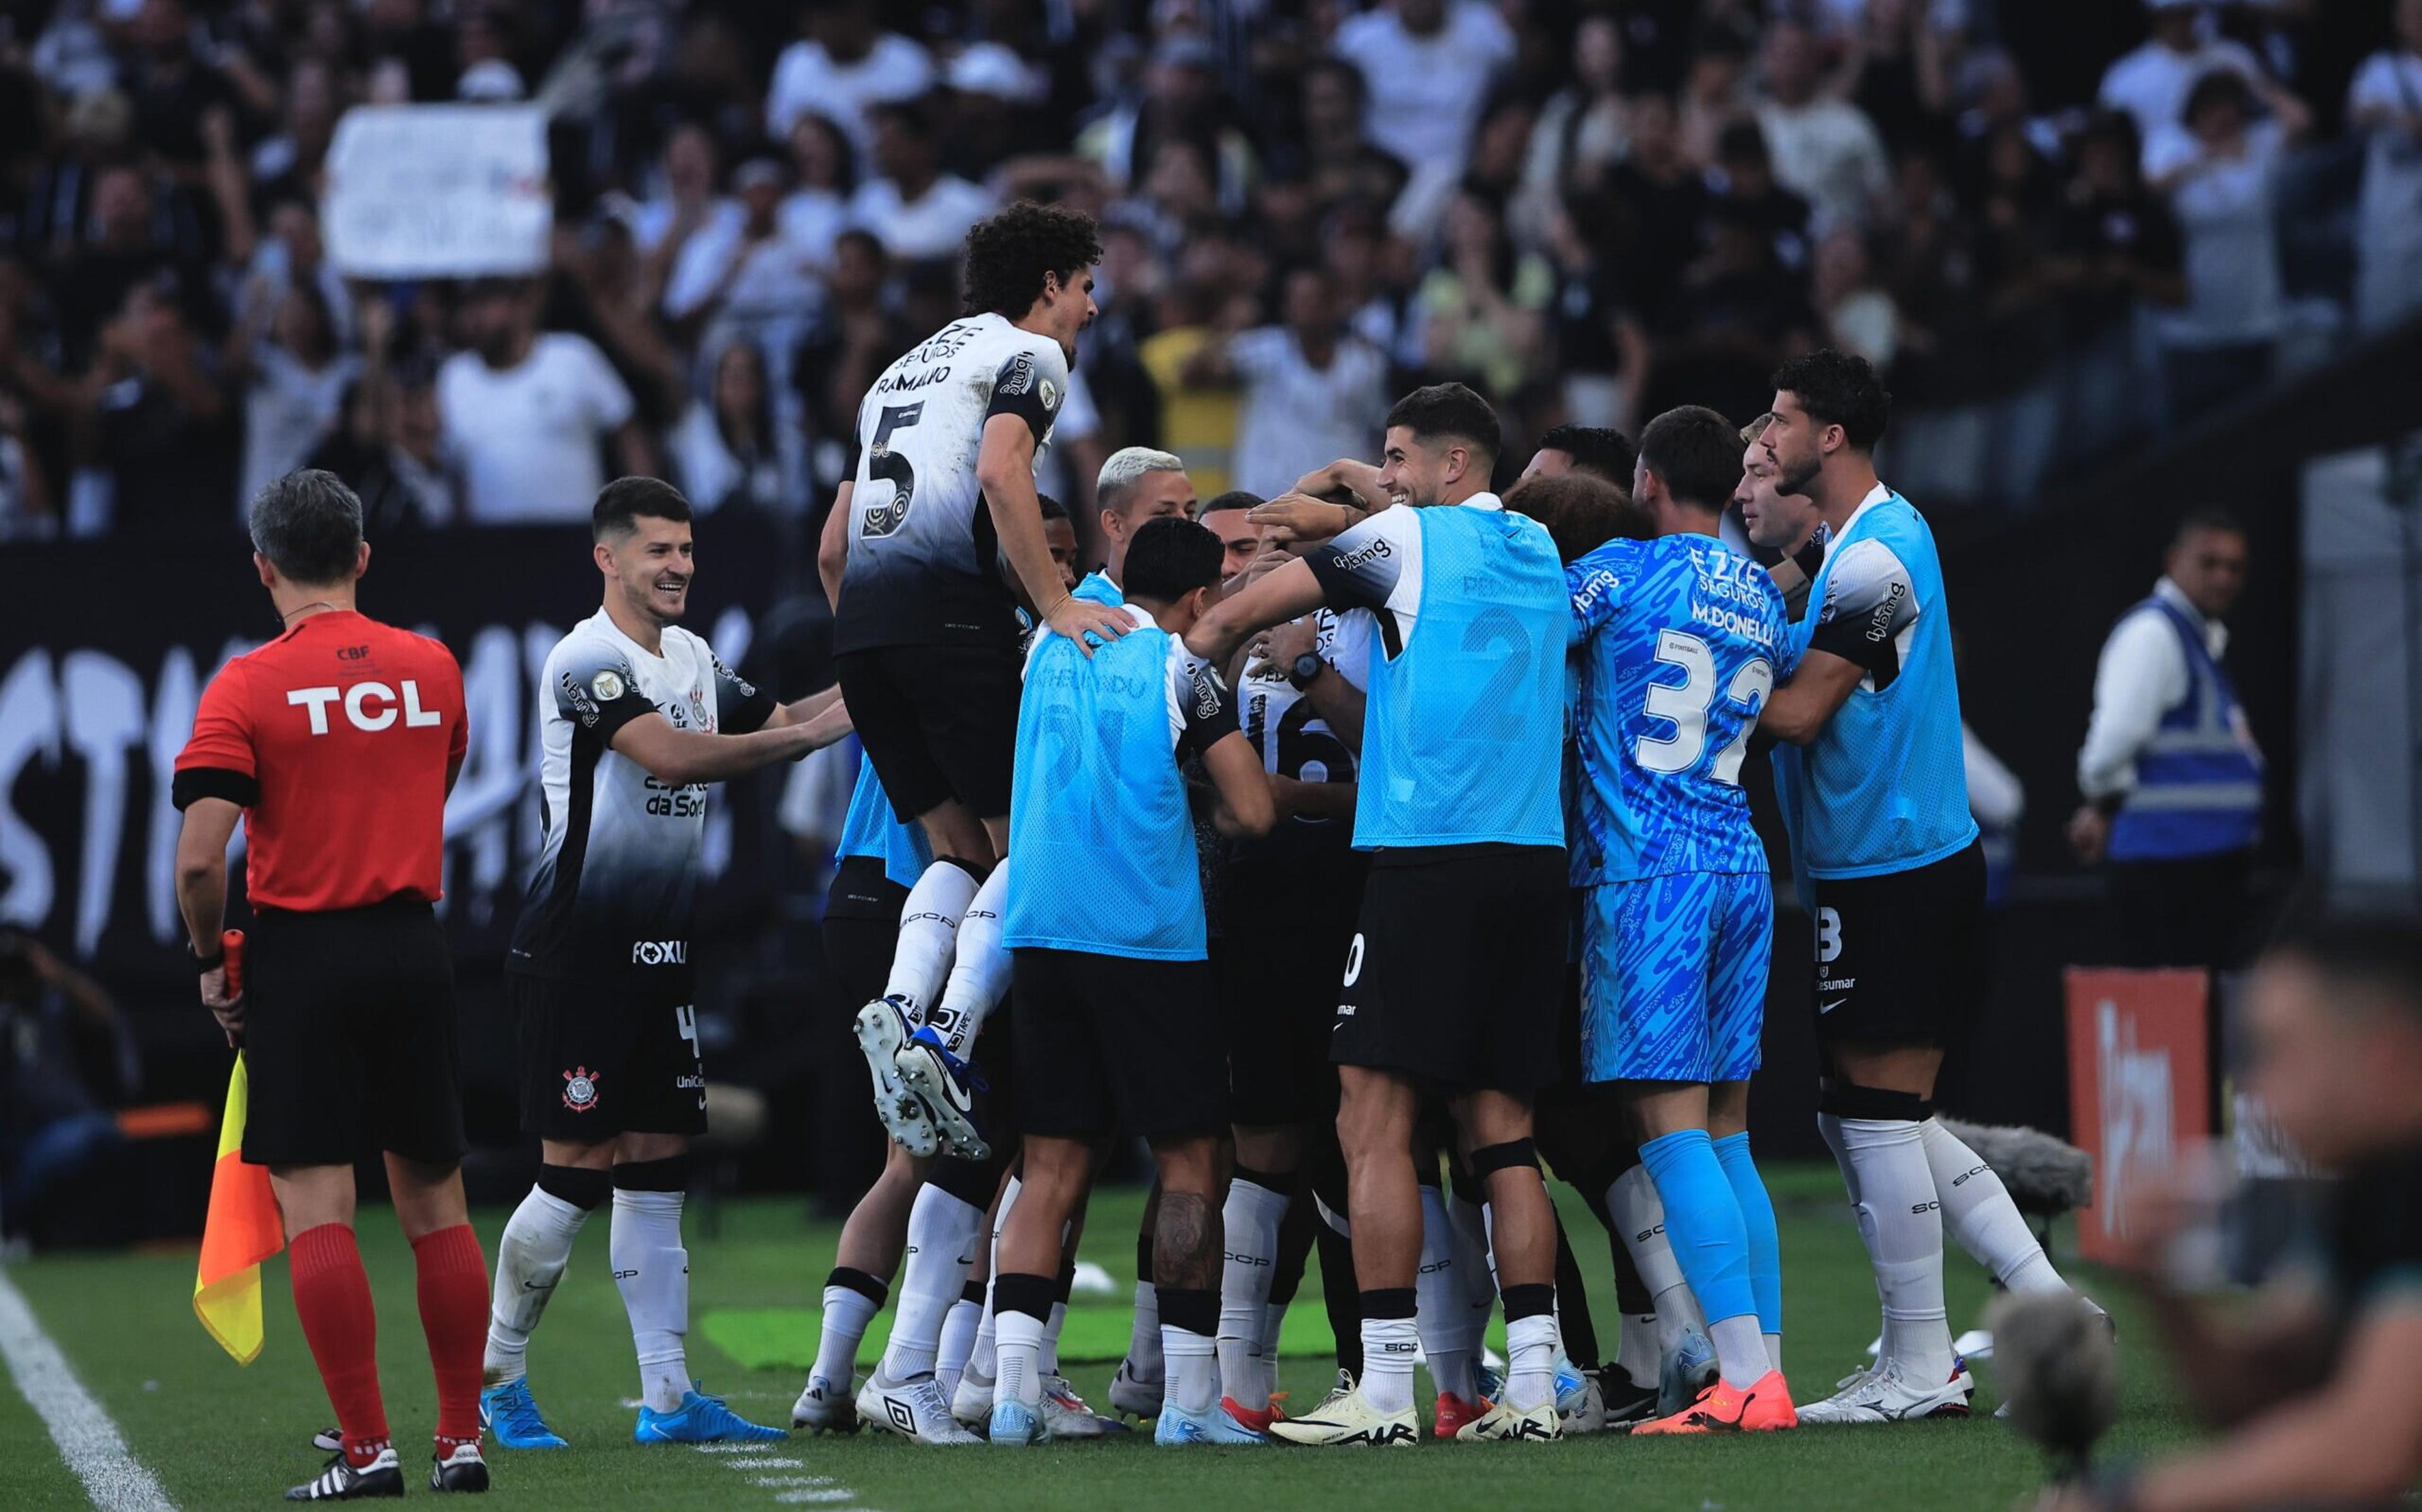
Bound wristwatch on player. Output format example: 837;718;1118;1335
1289;653;1325;690
189;938;224;975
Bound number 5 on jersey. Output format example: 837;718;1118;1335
859;402;925;538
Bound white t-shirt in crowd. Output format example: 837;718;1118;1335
1333;1;1515;173
2098;37;2266;139
437;334;636;524
660;219;824;326
2146;120;2285;348
240;345;358;514
847;175;999;265
778;187;850;269
2348;49;2422;332
1228;328;1391;502
765;33;934;156
1755;97;1890;229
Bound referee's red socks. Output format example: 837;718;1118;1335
412;1224;491;1444
289;1223;390;1465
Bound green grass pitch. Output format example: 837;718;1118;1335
2;1166;2199;1511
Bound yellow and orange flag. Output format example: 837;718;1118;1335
194;932;283;1363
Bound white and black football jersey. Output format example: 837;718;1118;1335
834;311;1068;656
506;608;773;989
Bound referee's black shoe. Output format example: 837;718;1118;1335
431;1439;490;1492
286;1446;404;1500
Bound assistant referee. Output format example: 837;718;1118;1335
172;470;493;1503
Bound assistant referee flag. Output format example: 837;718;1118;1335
194;931;282;1363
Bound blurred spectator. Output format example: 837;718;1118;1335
766;0;934;160
1846;0;1952;153
2049;112;2186;458
1185;264;1389;501
1287;58;1409;211
780;113;857;271
2347;0;2422;334
1680;19;1757;167
1544;193;1649;433
670;340;794;518
0;931;135;1247
436;279;652;524
1414;187;1552;404
85;275;237;535
230;275;356;512
664;156;824;368
634;120;734;258
848;102;998;266
2097;0;2312;142
1754;16;1892;230
1603;92;1711;327
1332;0;1517;179
1076;35;1256;214
0;390;55;542
1516;12;1630;246
1140;245;1255;496
2070;509;2262;970
1811;226;1899;371
2147;70;2296;421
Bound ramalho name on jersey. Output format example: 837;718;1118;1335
508;608;773;988
1567;533;1795;883
1770;487;1977;880
835;311;1068;656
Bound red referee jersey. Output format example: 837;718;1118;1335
173;609;467;912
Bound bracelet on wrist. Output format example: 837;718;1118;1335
191;945;224;975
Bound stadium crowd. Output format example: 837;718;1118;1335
1;0;2417;548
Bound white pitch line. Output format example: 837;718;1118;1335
696;1431;882;1511
0;1269;177;1512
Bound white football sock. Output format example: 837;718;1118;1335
1618;1312;1659;1389
879;1185;984;1380
1126;1280;1163;1381
884;861;980;1019
962;1176;1019;1388
1415;1185;1478;1402
812;1281;882;1388
609;1189;690;1414
1765;1332;1783;1375
484;1187;590;1383
1163;1320;1219;1415
1919;1118;2068;1295
928;863;1010;1057
994;1308;1046;1410
1505;1313;1560;1412
936;1294;982;1399
1608;1166;1705;1352
1217;1177;1289;1402
1360;1315;1419;1415
1042;1300;1067;1376
1253;1299;1288;1404
1709;1315;1770;1389
1834;1118;1955;1385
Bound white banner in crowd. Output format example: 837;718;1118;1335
322;105;551;279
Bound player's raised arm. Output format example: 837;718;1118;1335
1185;556;1326;665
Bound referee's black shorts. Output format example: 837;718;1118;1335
834;643;1022;824
1331;844;1568;1096
241;899;467;1168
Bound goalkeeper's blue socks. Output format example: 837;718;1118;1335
1639;1129;1767;1390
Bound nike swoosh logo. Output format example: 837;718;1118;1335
1818;998;1847;1015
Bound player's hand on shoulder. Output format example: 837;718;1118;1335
1048;593;1130;656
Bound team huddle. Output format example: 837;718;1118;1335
173;200;2107;1496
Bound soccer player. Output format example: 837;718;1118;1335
1199;490;1266;583
1188;384;1574;1446
1039;494;1082;591
483;478;851;1448
172;470;492;1499
986;518;1277;1447
1520;423;1636;486
1080;447;1198;602
791;751;933;1432
1211;565;1373;1431
1753;351;2088;1424
1565;406;1799;1435
823;200;1123;1156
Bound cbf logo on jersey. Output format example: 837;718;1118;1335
285;681;447;734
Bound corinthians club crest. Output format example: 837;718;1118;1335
563;1066;604;1112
